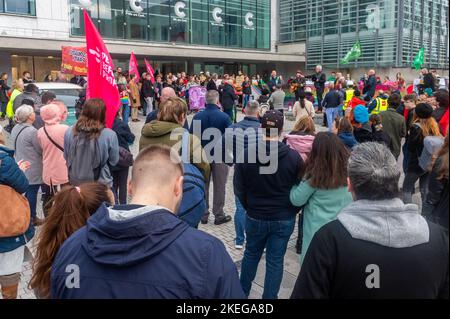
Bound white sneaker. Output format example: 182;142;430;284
235;244;244;250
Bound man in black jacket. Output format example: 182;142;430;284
291;142;449;299
219;80;238;123
363;69;377;99
421;68;436;93
142;74;155;116
306;65;326;126
235;110;303;299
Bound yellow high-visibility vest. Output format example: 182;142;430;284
371;97;388;115
343;89;355;110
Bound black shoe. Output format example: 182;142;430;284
200;218;208;225
214;215;232;225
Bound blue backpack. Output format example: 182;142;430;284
177;131;206;228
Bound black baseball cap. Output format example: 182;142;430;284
261;110;284;137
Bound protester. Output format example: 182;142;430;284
142;73;155;116
13;83;41;113
51;145;245;299
345;89;365;123
242;76;252;109
5;79;24;121
322;83;343;132
128;74;141;122
284;116;316;162
291;142;449;299
191;90;232;225
353;105;373;143
0;126;34;299
421;68;436;93
206;73;218;92
222;101;261;249
268;84;286;113
111;111;135;204
333;117;358;150
235;110;303;299
306;65;326;114
10;105;43;225
422;133;449;230
0;73;10;120
140;97;210;180
268;70;283;92
379;94;405;159
290;132;352;259
363;69;377;99
30;183;114;299
64;98;119;187
22;71;34;84
433;90;449;136
403;103;442;206
258;88;271;105
145;87;178;124
220;80;238;122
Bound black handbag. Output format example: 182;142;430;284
118;147;134;167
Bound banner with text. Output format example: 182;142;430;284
61;46;87;76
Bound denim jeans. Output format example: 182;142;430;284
402;142;410;175
325;107;340;132
0;101;7;116
145;97;154;114
403;170;429;206
240;215;296;299
25;184;41;219
234;196;246;245
122;104;130;124
112;168;129;205
243;94;251;108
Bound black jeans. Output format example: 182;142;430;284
112;168;129;205
403;170;429;207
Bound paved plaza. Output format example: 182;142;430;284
0;112;421;299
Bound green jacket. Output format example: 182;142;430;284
139;120;210;181
290;180;353;259
380;108;406;159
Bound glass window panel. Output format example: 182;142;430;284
124;0;148;40
70;0;99;36
4;0;35;15
149;0;170;42
242;0;256;48
98;0;125;39
209;0;225;46
256;0;270;49
170;0;189;43
191;0;208;45
226;0;241;47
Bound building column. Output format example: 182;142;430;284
0;52;12;84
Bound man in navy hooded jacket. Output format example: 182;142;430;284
51;145;245;299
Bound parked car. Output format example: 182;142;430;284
33;82;85;126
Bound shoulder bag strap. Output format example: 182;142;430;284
43;126;64;152
14;126;29;151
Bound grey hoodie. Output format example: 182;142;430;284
337;198;430;248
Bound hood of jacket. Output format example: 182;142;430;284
284;134;314;159
338;132;357;147
82;204;189;267
141;120;182;138
337;198;429;248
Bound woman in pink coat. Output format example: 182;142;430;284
36;102;69;215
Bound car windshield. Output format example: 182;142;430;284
40;88;84;126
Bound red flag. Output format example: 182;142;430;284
144;58;155;84
84;10;120;129
129;52;140;83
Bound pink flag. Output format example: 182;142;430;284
144;58;155;84
129;52;140;83
84;10;120;129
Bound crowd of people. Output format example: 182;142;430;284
0;63;448;300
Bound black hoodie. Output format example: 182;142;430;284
234;141;303;221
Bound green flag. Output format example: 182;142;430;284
341;41;362;65
413;47;425;70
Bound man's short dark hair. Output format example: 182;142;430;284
41;91;56;105
24;83;39;94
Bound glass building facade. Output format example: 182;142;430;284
70;0;270;50
279;0;449;70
